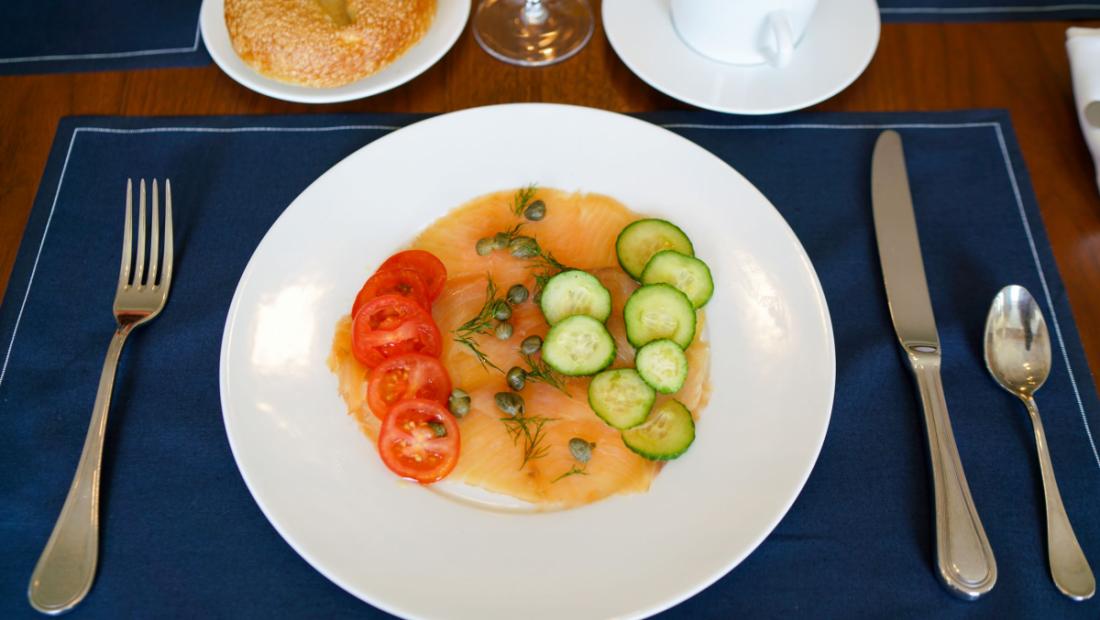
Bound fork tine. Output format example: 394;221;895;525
135;180;147;287
119;179;133;288
162;179;174;293
149;180;160;287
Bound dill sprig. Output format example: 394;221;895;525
454;333;500;372
529;250;570;299
551;465;589;484
539;250;567;271
522;352;570;395
452;277;505;372
497;185;569;297
552;438;594;483
527;250;567;275
487;222;570;298
503;222;525;240
511;184;538;216
501;414;558;469
454;277;499;335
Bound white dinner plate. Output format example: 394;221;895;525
200;0;469;103
603;0;880;115
220;104;835;619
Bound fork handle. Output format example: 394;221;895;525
28;325;131;614
910;352;997;599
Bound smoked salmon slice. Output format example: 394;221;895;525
329;188;711;508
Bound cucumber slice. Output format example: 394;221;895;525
588;369;656;429
641;250;714;308
623;284;696;349
635;339;688;394
621;399;696;461
616;219;695;280
542;315;616;376
539;270;613;325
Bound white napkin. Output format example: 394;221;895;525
1067;27;1100;195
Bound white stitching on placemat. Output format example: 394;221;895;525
663;120;1100;472
992;124;1100;470
880;4;1100;15
1;120;1095;474
0;132;78;388
0;124;398;388
663;122;1002;130
0;12;201;64
73;126;402;135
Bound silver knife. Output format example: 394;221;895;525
871;130;998;599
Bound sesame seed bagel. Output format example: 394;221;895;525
225;0;436;88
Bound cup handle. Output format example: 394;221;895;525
766;11;794;67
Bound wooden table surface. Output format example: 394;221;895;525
1;10;1098;391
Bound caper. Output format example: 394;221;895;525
492;232;510;249
508;236;540;259
494;321;513;340
494;392;525;416
475;237;495;256
493;301;512;321
506;367;527;391
569;437;594;464
507;284;529;305
428;421;448;438
520;335;542;355
448;389;470;417
523;199;546;221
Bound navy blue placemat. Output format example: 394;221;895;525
0;1;208;76
1;110;1098;618
880;0;1100;22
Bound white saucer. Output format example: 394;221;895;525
200;0;469;104
603;0;880;115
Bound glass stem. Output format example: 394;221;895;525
524;0;549;24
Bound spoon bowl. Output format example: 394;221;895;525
983;284;1051;398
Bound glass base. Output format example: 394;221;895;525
473;0;595;67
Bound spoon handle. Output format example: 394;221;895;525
1024;397;1096;600
911;355;997;598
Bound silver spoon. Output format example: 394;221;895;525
984;284;1095;600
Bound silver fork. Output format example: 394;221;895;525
28;179;174;615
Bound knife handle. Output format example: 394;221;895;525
910;350;997;599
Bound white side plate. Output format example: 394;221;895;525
200;0;469;103
220;104;835;619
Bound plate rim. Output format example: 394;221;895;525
602;0;881;115
219;103;836;619
200;0;470;104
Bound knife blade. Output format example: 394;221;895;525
871;131;940;352
871;130;998;599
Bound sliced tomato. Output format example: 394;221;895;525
378;399;460;483
379;250;448;301
351;295;442;368
352;268;430;318
367;354;452;420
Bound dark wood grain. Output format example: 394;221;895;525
1;10;1098;391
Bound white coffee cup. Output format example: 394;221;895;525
670;0;819;67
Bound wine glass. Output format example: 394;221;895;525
473;0;595;67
